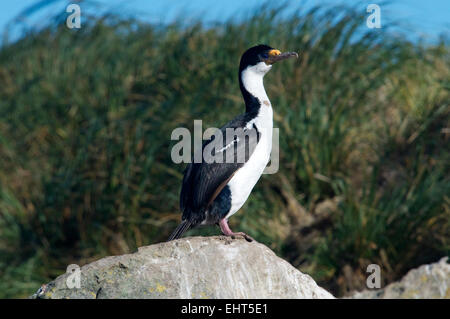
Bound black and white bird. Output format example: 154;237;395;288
168;45;298;242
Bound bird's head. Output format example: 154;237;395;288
239;44;298;75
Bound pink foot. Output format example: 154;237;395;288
219;219;254;242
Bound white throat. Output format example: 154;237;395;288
241;62;273;132
241;62;272;105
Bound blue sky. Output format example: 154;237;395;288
0;0;449;43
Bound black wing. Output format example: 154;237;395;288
180;115;260;224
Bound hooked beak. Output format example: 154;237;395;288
262;49;299;65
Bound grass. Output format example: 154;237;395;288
0;2;448;297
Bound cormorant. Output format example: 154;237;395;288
168;44;298;242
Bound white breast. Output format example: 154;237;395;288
225;105;273;219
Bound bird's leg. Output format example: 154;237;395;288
219;219;254;242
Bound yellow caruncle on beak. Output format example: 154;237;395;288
263;49;298;65
268;49;281;57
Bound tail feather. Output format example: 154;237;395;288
167;220;192;241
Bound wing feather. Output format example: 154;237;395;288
180;116;260;223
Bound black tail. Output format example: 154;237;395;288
167;220;192;241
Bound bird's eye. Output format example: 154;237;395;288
260;52;269;59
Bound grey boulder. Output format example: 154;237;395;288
32;236;334;299
350;257;450;299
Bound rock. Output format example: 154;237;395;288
349;257;450;299
31;236;334;299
